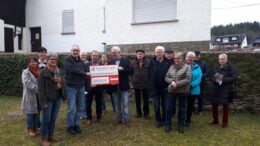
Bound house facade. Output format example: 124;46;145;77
0;0;211;53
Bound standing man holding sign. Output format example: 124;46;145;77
64;45;88;135
86;50;104;125
109;46;131;127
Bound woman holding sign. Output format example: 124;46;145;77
210;53;237;128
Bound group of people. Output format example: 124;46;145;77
21;45;237;146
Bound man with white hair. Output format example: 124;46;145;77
149;46;171;128
109;46;131;127
64;45;88;135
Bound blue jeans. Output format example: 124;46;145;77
165;93;187;128
153;89;166;123
26;114;39;129
112;89;129;122
40;96;62;138
66;86;85;127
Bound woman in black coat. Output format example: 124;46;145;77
210;53;238;128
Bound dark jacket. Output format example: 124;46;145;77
211;63;238;104
108;58;131;92
64;55;87;88
38;67;66;106
149;57;171;91
130;58;150;89
195;60;208;84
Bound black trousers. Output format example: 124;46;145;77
134;88;149;116
154;89;166;123
86;86;103;120
186;95;199;123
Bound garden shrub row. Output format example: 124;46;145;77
0;52;259;112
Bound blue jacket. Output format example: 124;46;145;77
191;62;202;95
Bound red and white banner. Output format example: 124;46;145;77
89;65;119;86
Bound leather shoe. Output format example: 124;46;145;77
178;126;184;134
67;127;76;135
74;125;82;133
209;121;219;125
113;120;122;125
164;125;171;133
135;114;142;118
222;123;228;128
47;136;60;142
124;121;131;127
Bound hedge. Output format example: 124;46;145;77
0;54;65;96
0;52;260;109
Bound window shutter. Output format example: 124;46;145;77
134;0;177;23
62;10;74;33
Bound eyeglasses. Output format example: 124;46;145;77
174;58;182;60
72;50;80;52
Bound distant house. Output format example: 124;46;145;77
211;34;247;49
0;0;211;53
251;36;260;48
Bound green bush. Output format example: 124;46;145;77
0;54;65;97
0;53;260;99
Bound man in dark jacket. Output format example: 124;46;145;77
149;46;171;128
194;51;208;115
109;46;131;127
86;50;104;125
64;45;88;135
130;49;150;118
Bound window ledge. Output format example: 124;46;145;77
131;19;178;25
61;32;76;35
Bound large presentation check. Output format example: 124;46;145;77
89;65;119;86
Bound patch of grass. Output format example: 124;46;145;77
0;96;259;146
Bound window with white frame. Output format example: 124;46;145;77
133;0;177;24
223;38;229;43
231;36;237;41
62;9;75;34
216;38;221;42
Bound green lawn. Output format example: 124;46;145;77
0;96;259;146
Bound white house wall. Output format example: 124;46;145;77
25;0;211;52
26;0;106;52
0;19;4;52
105;0;211;45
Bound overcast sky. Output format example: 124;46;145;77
212;0;260;26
